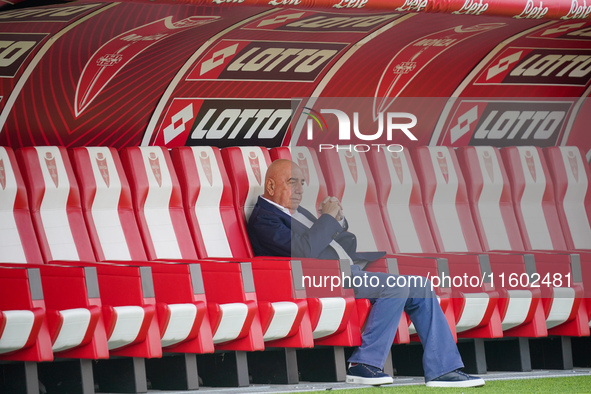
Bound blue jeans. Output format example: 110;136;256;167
347;265;464;381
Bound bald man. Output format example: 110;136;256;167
249;159;384;263
247;159;485;388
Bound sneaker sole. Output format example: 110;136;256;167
346;375;394;386
425;378;485;388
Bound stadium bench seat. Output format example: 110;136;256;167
456;146;548;338
318;147;495;338
71;146;214;356
224;146;363;347
0;266;51;393
501;146;588;337
544;146;591;323
119;146;266;352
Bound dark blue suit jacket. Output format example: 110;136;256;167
248;196;385;264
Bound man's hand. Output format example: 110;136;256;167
318;196;343;221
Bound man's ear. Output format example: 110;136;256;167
265;178;275;196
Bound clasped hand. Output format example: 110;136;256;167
318;196;343;221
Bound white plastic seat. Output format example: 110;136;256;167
312;298;347;340
0;310;35;354
262;302;299;342
501;290;533;331
455;293;490;333
108;306;145;350
212;303;249;344
546;287;576;329
51;308;92;352
160;303;198;348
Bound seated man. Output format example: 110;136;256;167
248;159;485;388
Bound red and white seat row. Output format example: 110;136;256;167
269;146;495;341
286;145;590;340
219;146;363;346
0;144;363;391
1;143;589;389
460;146;588;336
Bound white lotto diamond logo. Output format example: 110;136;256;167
164;104;194;144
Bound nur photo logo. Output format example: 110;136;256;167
302;103;418;152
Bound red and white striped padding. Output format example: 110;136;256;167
367;149;437;253
120;146;198;260
172;146;251;259
502;146;584;332
70;147;147;261
17;146;95;262
456;146;547;336
412;146;482;253
456;146;525;252
0;147;43;264
413;146;498;334
105;306;144;350
222;146;271;223
544;147;591;250
501;146;567;251
51;308;92;352
0;310;37;354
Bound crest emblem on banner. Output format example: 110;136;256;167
44;152;59;188
524;150;536;182
297;152;310;186
0;158;5;190
96;152;110;187
390;152;404;184
199;150;213;186
148;152;162;187
249;151;262;185
75;16;217;116
482;150;494;182
567;150;579;182
345;151;358;183
436;151;449;184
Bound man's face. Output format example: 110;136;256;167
274;164;305;212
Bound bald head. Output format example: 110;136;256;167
264;159;305;213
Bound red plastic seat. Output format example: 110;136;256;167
271;146;412;344
500;146;589;337
71;146;214;354
16;146;163;357
544;146;591;322
0;266;52;362
223;146;364;347
50;261;162;357
16;146;95;262
120;146;264;351
0;147;43;264
69;147;148;261
171;146;312;348
456;146;548;337
171;146;251;259
320;147;499;338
